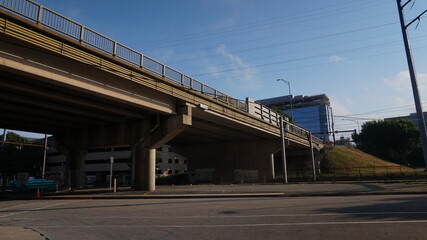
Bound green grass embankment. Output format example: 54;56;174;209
321;146;413;175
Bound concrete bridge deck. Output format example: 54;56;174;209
0;0;323;191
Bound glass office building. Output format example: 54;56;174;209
258;94;333;141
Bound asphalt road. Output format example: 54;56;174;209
1;195;427;240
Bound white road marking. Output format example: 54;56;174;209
0;211;30;218
76;211;427;219
30;219;427;228
0;201;47;211
0;200;86;218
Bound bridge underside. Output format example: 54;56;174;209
0;69;152;134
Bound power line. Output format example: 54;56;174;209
275;101;427;132
174;29;401;70
170;22;398;68
155;11;397;61
135;0;389;49
199;43;427;82
192;31;402;77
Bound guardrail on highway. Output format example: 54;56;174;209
0;0;323;145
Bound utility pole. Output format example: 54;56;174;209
41;134;48;195
330;107;336;146
396;0;427;169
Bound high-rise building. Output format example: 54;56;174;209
258;94;333;141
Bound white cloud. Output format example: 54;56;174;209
330;55;345;64
362;86;371;94
383;71;427;92
205;64;221;77
329;96;352;116
213;18;235;29
420;73;427;90
212;44;260;90
383;71;411;92
216;45;245;67
381;71;427;115
390;96;406;106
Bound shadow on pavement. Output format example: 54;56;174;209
317;195;427;221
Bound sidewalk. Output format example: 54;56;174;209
0;226;46;240
38;182;427;200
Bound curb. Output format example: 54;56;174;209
40;192;286;200
37;191;427;200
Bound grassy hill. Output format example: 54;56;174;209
321;146;413;175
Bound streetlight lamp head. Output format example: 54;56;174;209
277;78;289;84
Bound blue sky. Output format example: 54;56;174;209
9;0;427;138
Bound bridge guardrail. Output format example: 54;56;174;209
0;0;248;112
247;98;323;145
0;0;323;145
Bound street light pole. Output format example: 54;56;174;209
277;79;293;119
41;134;48;195
279;117;288;183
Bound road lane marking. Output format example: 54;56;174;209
13;211;427;220
76;211;427;219
0;200;86;218
29;219;427;228
0;201;46;211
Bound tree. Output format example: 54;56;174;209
351;131;361;146
271;107;294;123
359;120;422;166
0;132;43;175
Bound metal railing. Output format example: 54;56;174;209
0;0;247;112
0;0;322;145
247;98;323;144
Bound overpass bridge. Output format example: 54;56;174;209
0;0;323;191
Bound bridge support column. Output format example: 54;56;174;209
134;145;156;191
270;153;276;180
54;104;191;192
133;104;192;191
54;131;88;190
286;148;321;181
68;149;87;189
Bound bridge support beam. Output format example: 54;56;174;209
176;140;280;184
